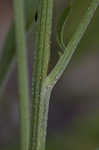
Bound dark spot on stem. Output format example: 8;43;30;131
35;12;38;23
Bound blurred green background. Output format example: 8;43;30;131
0;0;99;150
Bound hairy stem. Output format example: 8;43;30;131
47;0;99;87
38;2;99;146
13;0;30;150
31;1;99;150
30;0;53;150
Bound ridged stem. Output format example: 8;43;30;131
30;0;53;150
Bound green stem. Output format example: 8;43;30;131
30;1;98;150
30;0;53;149
13;0;30;150
47;0;99;87
32;1;99;150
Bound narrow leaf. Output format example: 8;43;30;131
56;4;72;49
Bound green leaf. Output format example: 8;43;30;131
56;4;72;50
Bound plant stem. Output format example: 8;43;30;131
31;1;99;150
13;0;30;150
30;1;98;150
30;0;53;149
34;2;99;150
38;2;99;146
47;0;99;87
